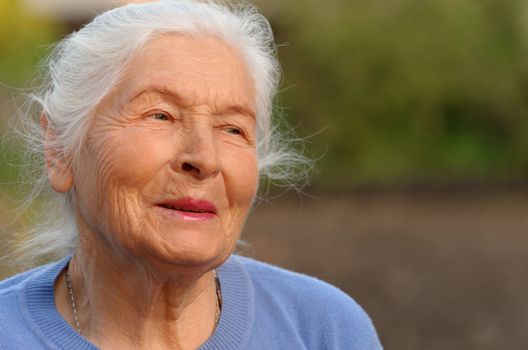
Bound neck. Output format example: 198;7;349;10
55;238;220;350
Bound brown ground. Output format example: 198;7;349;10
1;189;527;349
242;189;528;350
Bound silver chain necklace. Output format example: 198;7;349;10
65;266;83;336
65;264;222;336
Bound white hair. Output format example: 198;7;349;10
14;0;311;264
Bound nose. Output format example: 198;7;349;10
174;123;221;180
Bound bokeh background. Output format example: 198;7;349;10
1;0;528;348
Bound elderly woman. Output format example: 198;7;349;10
0;1;382;349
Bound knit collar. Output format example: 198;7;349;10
23;255;254;349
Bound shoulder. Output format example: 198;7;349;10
0;259;67;318
0;258;68;349
231;255;383;349
0;266;43;296
234;255;364;310
0;260;62;317
0;260;62;294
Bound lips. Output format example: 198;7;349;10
161;204;211;213
157;196;218;220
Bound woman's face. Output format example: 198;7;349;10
68;34;258;271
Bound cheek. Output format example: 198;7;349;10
224;148;259;207
93;127;175;188
75;128;175;229
219;149;257;250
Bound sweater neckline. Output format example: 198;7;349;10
23;255;254;349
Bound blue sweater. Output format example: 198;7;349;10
0;255;382;349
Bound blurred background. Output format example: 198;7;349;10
1;0;528;348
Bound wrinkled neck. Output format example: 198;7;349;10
56;235;220;350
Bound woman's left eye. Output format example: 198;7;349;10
152;113;170;121
226;127;243;135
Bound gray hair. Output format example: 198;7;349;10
15;0;311;264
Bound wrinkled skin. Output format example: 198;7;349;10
74;33;258;271
48;34;258;349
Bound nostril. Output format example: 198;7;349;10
182;162;197;172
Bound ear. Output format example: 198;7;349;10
41;114;73;193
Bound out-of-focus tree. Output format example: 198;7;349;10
258;0;528;188
0;1;61;191
2;0;528;189
0;0;61;85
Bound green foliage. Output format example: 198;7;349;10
2;0;528;190
259;0;528;188
0;136;23;199
0;0;61;85
0;1;60;198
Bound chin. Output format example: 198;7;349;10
142;235;235;273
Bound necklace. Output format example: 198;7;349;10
65;265;83;336
213;269;223;327
65;264;222;336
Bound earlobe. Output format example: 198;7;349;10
41;114;74;193
47;161;74;193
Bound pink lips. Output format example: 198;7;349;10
157;196;218;222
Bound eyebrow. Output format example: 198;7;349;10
222;105;256;120
130;86;256;120
130;86;186;106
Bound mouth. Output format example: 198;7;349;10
156;197;218;221
160;204;214;214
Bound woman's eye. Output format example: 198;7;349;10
226;127;242;135
152;113;170;121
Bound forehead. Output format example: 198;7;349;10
115;33;256;110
